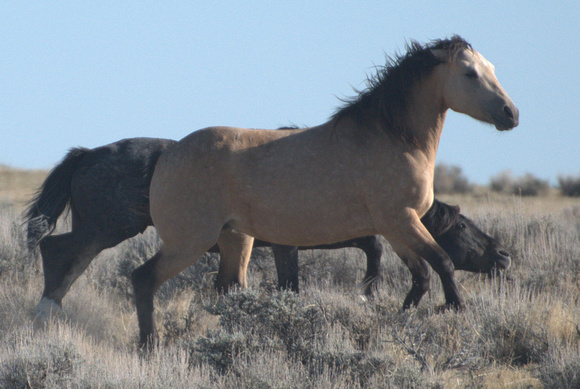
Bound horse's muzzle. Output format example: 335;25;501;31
494;249;511;270
495;103;519;131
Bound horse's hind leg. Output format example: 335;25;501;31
271;244;300;292
35;231;108;327
215;230;254;292
132;237;218;347
39;231;113;304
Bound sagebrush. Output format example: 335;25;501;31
1;194;579;388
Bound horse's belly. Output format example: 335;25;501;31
230;195;375;246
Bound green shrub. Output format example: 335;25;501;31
434;163;472;194
490;170;550;196
516;173;550;196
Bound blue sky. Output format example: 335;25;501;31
1;2;578;184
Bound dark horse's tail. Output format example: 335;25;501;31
24;147;89;253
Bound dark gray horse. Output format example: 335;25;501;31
26;137;510;319
272;199;511;308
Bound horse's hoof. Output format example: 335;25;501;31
435;302;465;313
137;333;159;353
33;297;62;332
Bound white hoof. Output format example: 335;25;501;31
33;297;62;332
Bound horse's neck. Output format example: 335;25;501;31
325;77;448;165
405;79;448;163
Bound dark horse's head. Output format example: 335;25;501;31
421;199;511;274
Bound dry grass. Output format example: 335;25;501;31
1;169;579;388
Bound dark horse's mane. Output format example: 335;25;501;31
332;35;471;146
420;199;461;237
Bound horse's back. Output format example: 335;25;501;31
150;127;376;246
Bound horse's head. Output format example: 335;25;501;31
433;43;519;131
436;214;511;275
422;200;511;274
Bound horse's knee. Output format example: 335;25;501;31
417;247;465;308
215;256;248;292
391;220;464;309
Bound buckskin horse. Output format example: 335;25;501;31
132;36;518;345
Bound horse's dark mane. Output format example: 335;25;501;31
332;35;471;145
421;199;461;237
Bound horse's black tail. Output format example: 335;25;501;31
24;147;89;253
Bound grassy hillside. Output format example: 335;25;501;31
0;166;48;211
0;168;579;388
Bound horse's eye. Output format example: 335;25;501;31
465;70;478;79
457;223;467;229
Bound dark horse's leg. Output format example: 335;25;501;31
34;227;120;330
269;236;383;295
355;236;384;296
39;230;110;306
213;239;301;293
271;244;300;292
36;209;148;329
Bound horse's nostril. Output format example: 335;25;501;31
498;249;510;258
503;105;514;119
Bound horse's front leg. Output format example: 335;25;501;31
215;230;254;292
389;241;431;308
385;210;464;310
